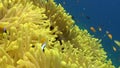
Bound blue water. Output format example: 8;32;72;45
55;0;120;67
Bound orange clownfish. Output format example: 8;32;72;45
40;37;47;51
41;42;46;51
0;25;7;33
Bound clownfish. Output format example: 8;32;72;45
41;42;46;51
0;25;7;33
40;37;47;51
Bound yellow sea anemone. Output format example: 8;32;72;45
0;0;115;68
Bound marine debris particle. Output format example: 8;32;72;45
90;26;96;32
98;26;102;32
112;46;116;52
106;31;109;34
114;40;120;47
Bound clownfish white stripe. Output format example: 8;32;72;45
41;42;46;51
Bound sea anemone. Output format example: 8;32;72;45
0;0;115;68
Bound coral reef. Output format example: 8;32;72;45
0;0;115;68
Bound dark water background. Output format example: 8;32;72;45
55;0;120;67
